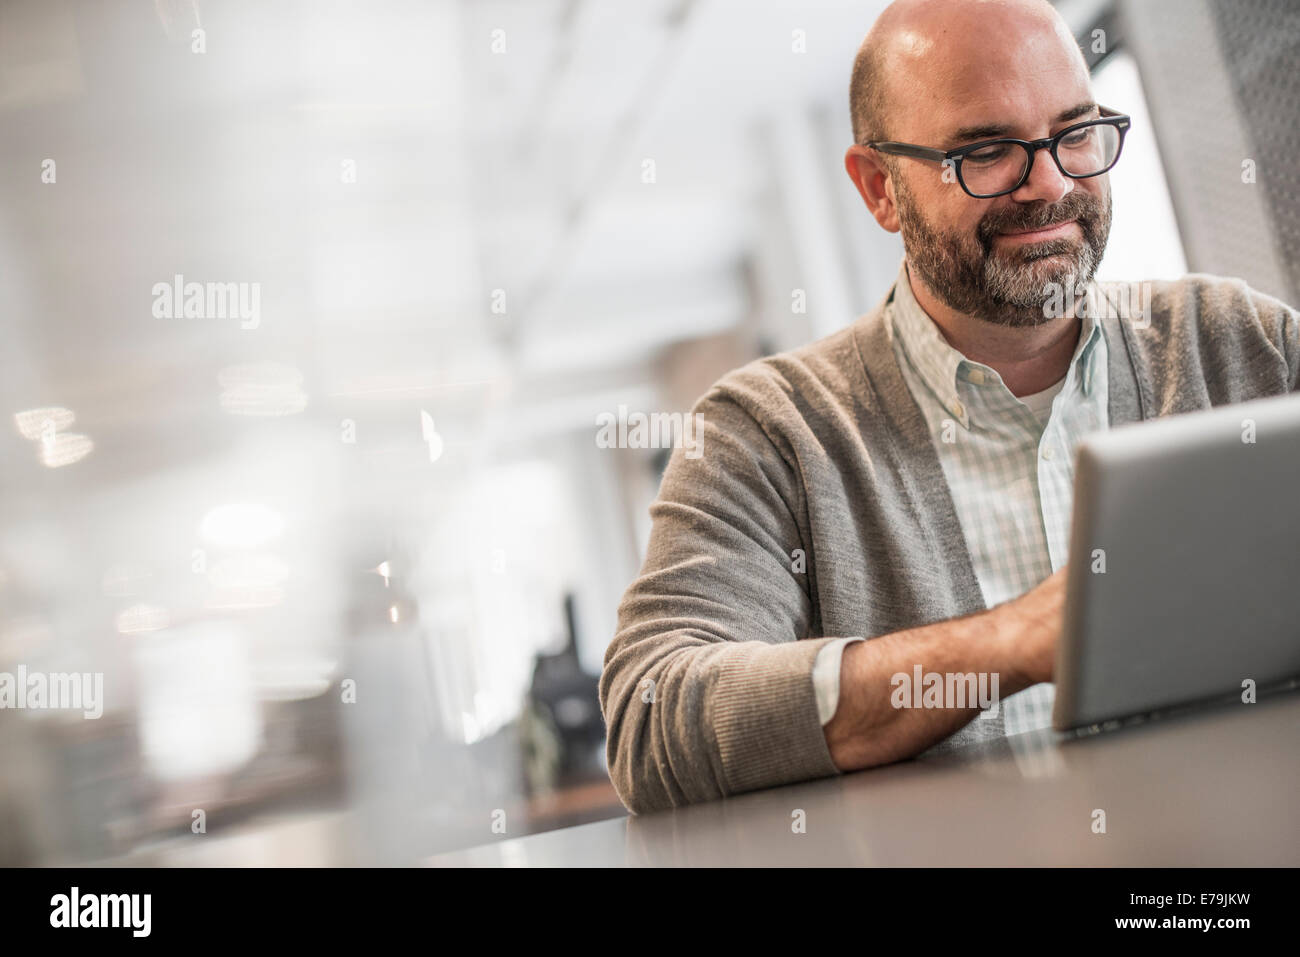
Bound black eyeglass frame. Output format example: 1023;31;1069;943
864;106;1132;198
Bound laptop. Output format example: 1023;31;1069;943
1053;391;1300;731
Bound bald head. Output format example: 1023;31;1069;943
849;0;1089;145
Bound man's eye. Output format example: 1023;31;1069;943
964;144;1011;165
1059;128;1093;147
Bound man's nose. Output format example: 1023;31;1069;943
1009;147;1074;204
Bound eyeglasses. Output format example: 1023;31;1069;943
864;106;1131;198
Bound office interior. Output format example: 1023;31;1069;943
0;0;1296;865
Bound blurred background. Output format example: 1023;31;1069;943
0;0;1294;865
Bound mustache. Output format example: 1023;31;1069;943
976;192;1104;250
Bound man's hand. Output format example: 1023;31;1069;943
825;565;1069;772
1002;565;1068;686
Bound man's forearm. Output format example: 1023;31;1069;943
824;568;1062;771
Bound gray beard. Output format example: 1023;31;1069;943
984;237;1101;317
895;182;1112;329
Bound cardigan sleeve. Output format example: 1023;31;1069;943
598;388;847;814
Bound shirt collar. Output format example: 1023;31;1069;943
889;258;1105;424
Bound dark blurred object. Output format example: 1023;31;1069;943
520;593;605;795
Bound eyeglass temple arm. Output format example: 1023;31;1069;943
866;142;948;162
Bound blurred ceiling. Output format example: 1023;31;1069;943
0;0;890;496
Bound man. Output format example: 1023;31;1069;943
599;0;1300;814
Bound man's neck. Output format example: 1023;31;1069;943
905;261;1081;397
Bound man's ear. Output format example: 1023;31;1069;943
844;145;900;233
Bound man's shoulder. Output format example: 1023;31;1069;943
1098;272;1296;335
1099;272;1299;396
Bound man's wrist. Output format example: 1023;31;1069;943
990;589;1051;691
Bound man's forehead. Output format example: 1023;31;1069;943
887;52;1090;143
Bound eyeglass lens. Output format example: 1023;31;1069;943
961;123;1122;196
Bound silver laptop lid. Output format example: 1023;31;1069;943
1054;392;1300;730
